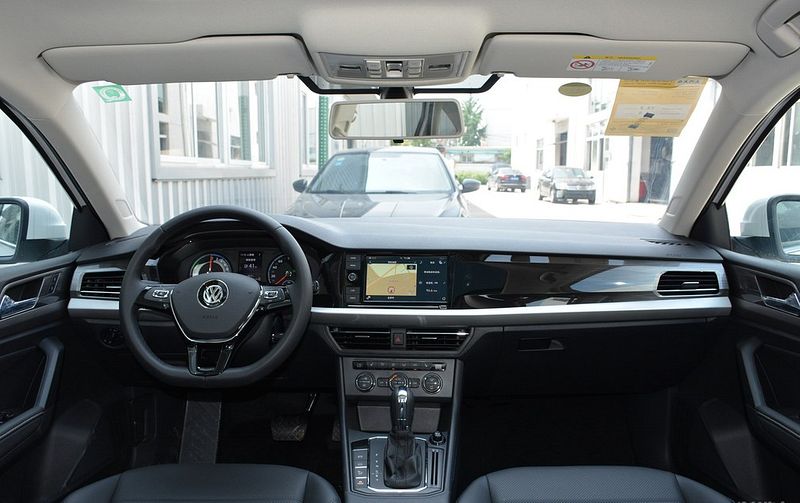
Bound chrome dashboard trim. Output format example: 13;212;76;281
70;297;731;326
310;298;730;326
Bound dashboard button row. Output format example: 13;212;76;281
352;360;446;371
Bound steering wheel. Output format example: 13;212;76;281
120;206;313;388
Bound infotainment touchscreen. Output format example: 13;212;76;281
364;256;448;304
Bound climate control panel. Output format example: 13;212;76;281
342;358;456;399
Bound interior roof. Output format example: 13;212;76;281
1;0;798;240
0;0;776;117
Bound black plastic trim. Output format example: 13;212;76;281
0;337;63;468
738;337;800;467
298;74;501;96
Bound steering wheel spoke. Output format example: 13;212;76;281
134;281;176;311
186;342;235;376
258;284;293;312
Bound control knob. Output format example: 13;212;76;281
388;372;409;390
355;372;375;392
422;373;443;394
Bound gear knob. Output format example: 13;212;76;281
390;385;414;432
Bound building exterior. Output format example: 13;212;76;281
1;76;328;227
76;77;326;224
507;78;725;204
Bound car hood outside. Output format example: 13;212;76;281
285;192;463;218
557;177;594;187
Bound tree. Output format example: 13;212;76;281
403;138;435;148
460;97;487;146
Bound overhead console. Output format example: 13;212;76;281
318;52;469;85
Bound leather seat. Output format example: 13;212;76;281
63;463;340;503
458;466;731;503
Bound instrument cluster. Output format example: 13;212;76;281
186;249;297;286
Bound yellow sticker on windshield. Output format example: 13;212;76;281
604;78;707;137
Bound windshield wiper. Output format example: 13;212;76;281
366;190;414;194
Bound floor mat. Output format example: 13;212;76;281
217;392;342;493
456;396;637;494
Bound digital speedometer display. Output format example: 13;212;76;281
238;251;263;280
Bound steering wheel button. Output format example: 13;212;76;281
151;289;170;299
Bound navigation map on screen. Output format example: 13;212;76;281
366;262;418;297
363;256;448;303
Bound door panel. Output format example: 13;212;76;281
0;253;75;470
721;249;800;470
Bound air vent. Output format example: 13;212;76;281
80;270;124;299
643;238;693;247
406;328;469;351
330;327;391;350
657;271;719;296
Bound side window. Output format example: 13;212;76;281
726;102;800;262
0;108;74;264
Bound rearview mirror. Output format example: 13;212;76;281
329;99;463;140
0;197;68;263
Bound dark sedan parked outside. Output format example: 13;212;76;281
488;167;528;192
538;167;596;204
287;147;480;218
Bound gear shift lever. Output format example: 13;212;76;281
390;385;414;432
384;384;424;489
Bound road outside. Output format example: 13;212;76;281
464;185;666;223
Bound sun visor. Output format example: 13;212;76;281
478;35;750;80
41;35;315;84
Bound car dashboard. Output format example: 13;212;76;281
68;216;730;353
63;216;733;500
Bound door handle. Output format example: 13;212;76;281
762;292;800;316
0;294;37;319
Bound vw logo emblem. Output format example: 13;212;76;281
198;280;228;309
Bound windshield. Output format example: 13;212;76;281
554;168;587;178
74;75;716;224
308;151;453;194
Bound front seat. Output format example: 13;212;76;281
64;464;340;503
458;466;731;503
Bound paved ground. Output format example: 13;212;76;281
464;185;667;223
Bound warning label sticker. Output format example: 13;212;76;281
605;78;708;137
567;55;656;73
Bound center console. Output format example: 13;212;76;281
338;357;460;502
334;253;464;501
